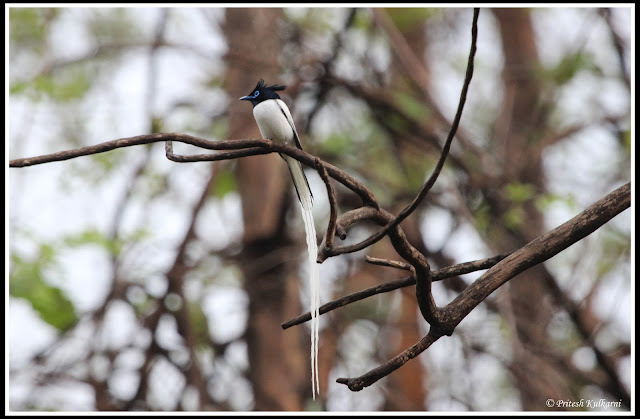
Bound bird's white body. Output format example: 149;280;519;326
253;99;297;146
252;98;320;399
253;99;312;205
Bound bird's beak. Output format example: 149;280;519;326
239;95;252;101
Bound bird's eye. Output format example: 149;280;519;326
253;90;260;97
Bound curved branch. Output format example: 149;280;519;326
165;141;271;162
336;328;443;392
9;133;268;167
316;158;342;251
9;133;379;206
316;8;480;257
336;182;631;392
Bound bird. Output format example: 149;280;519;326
240;79;321;400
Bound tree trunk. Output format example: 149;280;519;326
223;8;308;410
491;8;572;410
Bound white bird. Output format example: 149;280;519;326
240;79;320;399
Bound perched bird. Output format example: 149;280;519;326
240;79;321;399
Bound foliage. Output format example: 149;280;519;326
10;245;77;331
8;6;631;412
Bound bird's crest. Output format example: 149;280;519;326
256;78;286;92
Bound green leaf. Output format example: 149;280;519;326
392;90;430;123
9;81;30;96
211;167;237;199
596;228;631;278
10;248;77;331
9;8;51;52
352;8;372;30
384;112;411;134
542;52;598;86
188;302;211;348
87;8;141;44
534;192;577;212
322;133;353;156
209;119;229;140
13;67;93;102
37;68;92;102
63;228;122;256
472;201;491;234
503;206;526;232
504;182;536;204
621;129;631;154
384;8;438;33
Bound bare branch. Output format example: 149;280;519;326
439;182;631;334
282;252;512;330
599;8;630;88
336;328;443;392
10;9;628;402
166;144;272;162
315;8;480;257
365;256;413;272
10;133;379;206
9;134;267;167
303;8;358;132
281;274;413;330
316;157;340;252
335;182;630;391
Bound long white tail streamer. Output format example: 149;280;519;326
285;156;320;400
301;195;320;400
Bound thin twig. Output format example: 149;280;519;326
336;328;443;391
281;274;414;330
365;256;413;272
320;8;480;258
316;157;339;251
433;251;513;280
335;182;631;392
599;8;630;89
282;252;512;330
303;8;358;132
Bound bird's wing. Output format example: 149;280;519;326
276;99;304;150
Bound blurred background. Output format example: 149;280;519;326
7;6;632;412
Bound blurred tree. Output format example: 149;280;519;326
223;8;309;410
8;6;631;412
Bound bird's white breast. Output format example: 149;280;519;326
253;99;296;145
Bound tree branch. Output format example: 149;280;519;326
365;255;414;272
10;133;379;206
9;134;266;167
336;182;630;391
316;157;342;252
314;8;480;258
337;328;444;392
440;182;630;332
281;252;512;330
10;8;628;400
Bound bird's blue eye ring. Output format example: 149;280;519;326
253;90;260;98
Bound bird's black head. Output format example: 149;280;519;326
239;79;286;107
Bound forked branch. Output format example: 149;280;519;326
11;8;628;400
